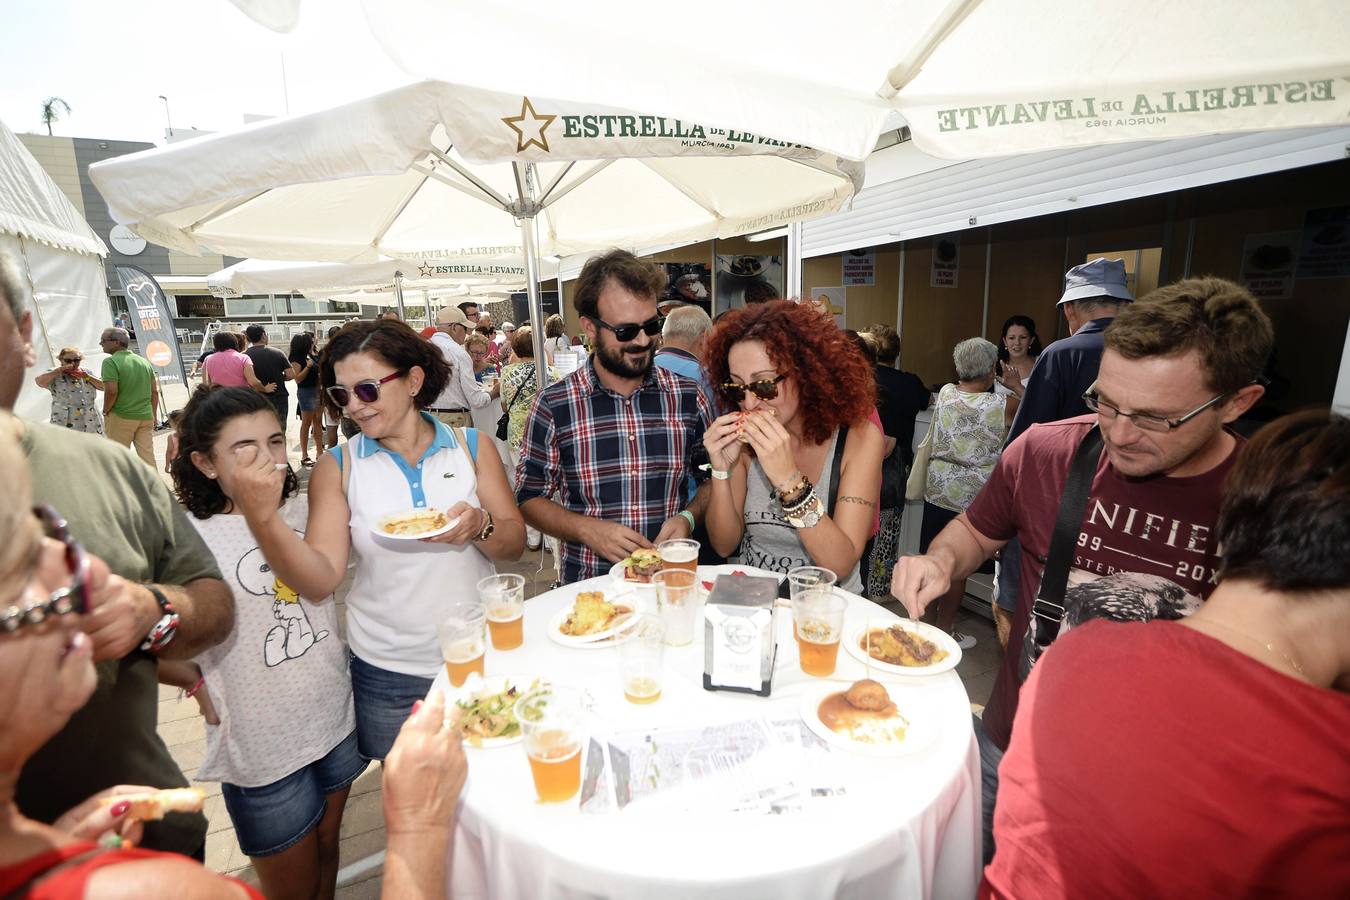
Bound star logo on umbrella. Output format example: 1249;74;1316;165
418;262;433;277
502;97;556;154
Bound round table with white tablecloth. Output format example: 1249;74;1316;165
431;567;982;900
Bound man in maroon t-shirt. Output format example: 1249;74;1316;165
891;277;1273;863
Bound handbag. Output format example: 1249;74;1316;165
1017;426;1104;681
496;366;534;441
904;416;935;502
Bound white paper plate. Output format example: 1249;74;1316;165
547;593;639;649
437;673;544;749
372;509;460;541
799;682;939;757
843;620;962;676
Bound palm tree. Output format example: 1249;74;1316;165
41;97;71;136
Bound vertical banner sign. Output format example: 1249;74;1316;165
114;265;188;387
842;247;875;286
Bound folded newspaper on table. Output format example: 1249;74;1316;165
579;716;844;815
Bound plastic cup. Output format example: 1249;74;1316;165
515;686;585;803
479;573;525;651
437;598;486;687
653;568;699;646
787;566;838;602
657;538;699;574
616;615;665;704
790;582;846;677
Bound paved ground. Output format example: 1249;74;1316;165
141;381;999;896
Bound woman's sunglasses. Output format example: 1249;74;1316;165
587;315;664;343
720;374;786;405
59;357;81;365
1;505;90;633
325;370;404;408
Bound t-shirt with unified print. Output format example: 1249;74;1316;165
189;498;356;788
965;415;1239;750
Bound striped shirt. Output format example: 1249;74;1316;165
516;357;712;583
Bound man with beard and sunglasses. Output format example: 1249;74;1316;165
516;249;715;584
0;249;233;858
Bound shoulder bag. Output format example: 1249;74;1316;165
496;366;534;442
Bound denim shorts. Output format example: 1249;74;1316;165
296;385;319;413
350;652;434;761
221;730;366;857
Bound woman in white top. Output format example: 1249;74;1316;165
169;385;360;900
994;314;1042;399
231;320;525;762
542;313;571;365
921;338;1019;648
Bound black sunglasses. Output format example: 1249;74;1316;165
720;374;786;405
1;505;90;633
325;370;404;408
587;315;664;343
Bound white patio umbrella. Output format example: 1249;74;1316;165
206;254;559;323
90;79;862;376
362;0;1350;162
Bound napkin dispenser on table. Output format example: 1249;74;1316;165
702;573;778;696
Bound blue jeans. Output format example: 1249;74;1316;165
974;713;1004;865
221;731;366;857
349;652;434;761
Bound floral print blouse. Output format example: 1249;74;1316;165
48;373;104;434
924;382;1007;512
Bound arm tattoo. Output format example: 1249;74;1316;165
839;495;876;508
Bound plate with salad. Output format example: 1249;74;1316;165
442;673;547;748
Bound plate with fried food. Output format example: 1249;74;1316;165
610;548;663;586
548;590;638;648
800;679;937;757
373;508;459;540
441;673;546;748
844;620;961;676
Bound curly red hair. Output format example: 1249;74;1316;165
705;300;876;446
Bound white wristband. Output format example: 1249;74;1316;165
710;468;731;480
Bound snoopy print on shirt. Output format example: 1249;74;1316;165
235;541;330;667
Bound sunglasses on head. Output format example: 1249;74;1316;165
587;315;664;343
720;374;786;404
325;370;404;408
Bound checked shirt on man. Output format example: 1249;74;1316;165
515;357;713;583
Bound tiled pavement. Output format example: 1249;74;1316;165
143;383;1001;896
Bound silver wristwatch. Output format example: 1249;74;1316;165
784;494;824;529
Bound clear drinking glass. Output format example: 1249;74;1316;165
437;597;486;686
616;614;665;704
653;568;699;646
515;686;585;803
788;566;843;677
479;573;525;651
656;538;699;574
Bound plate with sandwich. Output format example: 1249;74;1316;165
373;508;460;540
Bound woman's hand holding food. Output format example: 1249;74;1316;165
419;500;483;545
53;785;156;847
704;412;746;472
738;409;796;488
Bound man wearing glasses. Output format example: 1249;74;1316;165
516;249;714;583
891;277;1272;863
0;251;233;858
427;305;498;428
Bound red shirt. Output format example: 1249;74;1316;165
982;619;1350;899
0;841;265;898
965;416;1238;749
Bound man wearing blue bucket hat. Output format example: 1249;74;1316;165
1006;258;1134;444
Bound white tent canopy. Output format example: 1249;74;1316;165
206;254;559;298
0;118;110;423
364;0;1350;162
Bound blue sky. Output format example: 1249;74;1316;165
0;0;415;144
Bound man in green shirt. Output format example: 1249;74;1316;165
99;326;157;466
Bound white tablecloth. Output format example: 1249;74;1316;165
431;569;982;900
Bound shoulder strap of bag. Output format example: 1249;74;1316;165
452;426;477;471
826;425;849;517
340;439;353;497
1030;425;1104;653
505;366;535;413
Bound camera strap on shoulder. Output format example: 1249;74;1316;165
1030;425;1103;654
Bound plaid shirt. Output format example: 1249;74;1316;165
515;357;713;583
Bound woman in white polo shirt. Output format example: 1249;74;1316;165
231;320;525;760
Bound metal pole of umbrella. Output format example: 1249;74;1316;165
514;162;551;390
785;222;804;300
424;290;433;329
269;293;278;325
393;270;407;321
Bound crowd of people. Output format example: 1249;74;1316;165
1;242;1346;898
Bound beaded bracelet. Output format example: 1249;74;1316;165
776;472;811;505
781;485;819;517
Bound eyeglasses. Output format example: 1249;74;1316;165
587;315;664;343
1;506;90;634
325;370;405;408
720;374;787;405
1082;385;1232;433
59;357;81;364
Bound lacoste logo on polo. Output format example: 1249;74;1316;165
444;472;455;478
502;97;556;153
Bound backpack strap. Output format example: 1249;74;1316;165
1030;426;1104;653
825;425;849;518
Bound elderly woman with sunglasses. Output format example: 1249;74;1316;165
0;413;471;899
33;346;105;434
227;320;525;762
703;301;883;593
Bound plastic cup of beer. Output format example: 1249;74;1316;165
479;573;525;651
616;615;665;704
653;568;699;646
657;538;700;574
515;686;586;803
437;599;486;687
788;566;844;677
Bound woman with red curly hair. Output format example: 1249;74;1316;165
703;301;883;591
